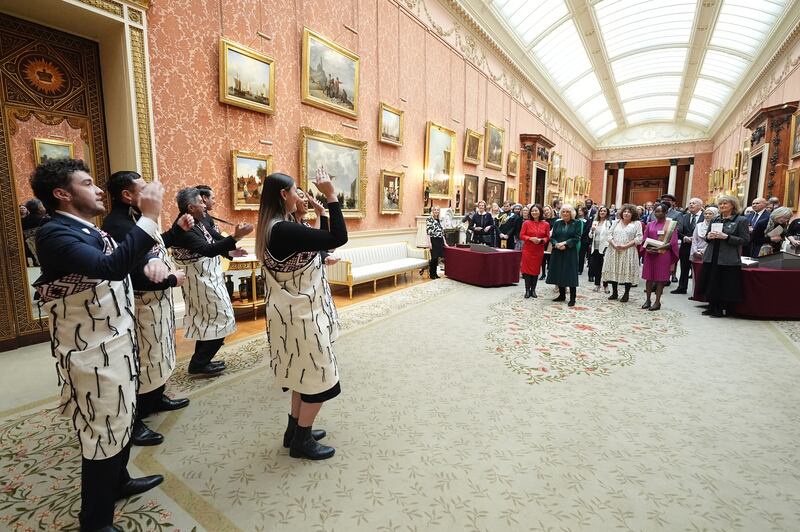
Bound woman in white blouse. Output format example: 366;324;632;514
690;206;717;301
601;204;643;302
587;206;612;292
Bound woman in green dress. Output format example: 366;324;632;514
546;204;581;306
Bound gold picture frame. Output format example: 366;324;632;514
231;150;272;211
790;108;800;160
463;128;483;165
785;168;799;210
379;170;403;214
484;177;505;207
219;38;275;115
506;187;516;203
484;121;505;170
733;151;741;177
300;127;367;218
723;170;733;193
33;138;74;164
424;121;456;199
741;138;750;175
378;102;403;146
507;151;519;177
550;151;562;183
301;27;359;119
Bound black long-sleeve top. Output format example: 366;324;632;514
268;202;348;261
169;216;237;258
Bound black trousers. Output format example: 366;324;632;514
588;250;607;286
189;338;225;369
578;240;590;273
79;442;131;531
137;384;165;420
429;237;444;277
677;243;691;290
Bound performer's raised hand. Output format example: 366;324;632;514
139;181;164;222
177;213;194;231
308;193;326;215
233;222;254;241
228;247;248;258
313;167;338;203
144;259;170;283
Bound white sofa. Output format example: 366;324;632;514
326;243;429;298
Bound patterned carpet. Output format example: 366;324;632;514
2;278;800;531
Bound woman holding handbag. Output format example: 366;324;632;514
587;206;612;292
471;200;495;245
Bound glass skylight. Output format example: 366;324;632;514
709;0;786;57
627;110;676;124
686;113;713;127
594;0;697;59
578;93;612;120
688;97;720;118
492;0;569;46
699;50;749;82
587;110;615;130
532;19;593;87
617;76;682;100
693;77;734;103
622;95;678;116
611;48;687;83
563;72;603;107
594;121;618;138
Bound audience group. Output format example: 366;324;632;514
443;192;798;317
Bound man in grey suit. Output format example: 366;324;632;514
672;197;703;294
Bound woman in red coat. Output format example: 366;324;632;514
520;204;551;298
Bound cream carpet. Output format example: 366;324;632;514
2;278;800;531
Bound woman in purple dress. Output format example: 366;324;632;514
640;202;679;311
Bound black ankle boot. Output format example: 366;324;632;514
553;287;566;302
608;283;618;300
531;277;538;298
523;276;531;298
283;414;326;448
290;425;335;460
620;284;630;303
568;287;576;307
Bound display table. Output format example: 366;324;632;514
735;267;800;319
444;246;521;287
224;255;266;320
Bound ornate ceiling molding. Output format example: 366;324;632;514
598;123;709;150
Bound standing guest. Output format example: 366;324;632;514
471;200;495;245
514;206;528;250
519;204;550;298
539;205;556;280
498;204;522;250
462;205;476;244
785;215;800;253
490;202;501;221
588;206;612;292
584;198;597;218
758;207;793;256
547;204;581;307
576;205;592;276
497;201;511;226
426;205;445;279
102;171;193;447
552;199;562;213
195;184;219;234
636;205;645;220
21;198;49;266
767;196;781;212
641;203;680;311
31;159;166;531
672;197;704;294
747;197;770;257
641;201;654;223
256;169;348;460
601;204;642;302
18;203;28;218
170;188;253;375
608;203;617;220
690;206;718;301
699;195;750;317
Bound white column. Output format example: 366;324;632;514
685;158;695;204
602;165;608;206
668;158;678;196
615;163;626;206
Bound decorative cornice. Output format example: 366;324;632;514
127;0;148;9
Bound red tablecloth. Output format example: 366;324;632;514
444;246;521;287
735;267;800;319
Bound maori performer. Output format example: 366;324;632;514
169;187;253;375
102;171;192;446
256;169;347;460
30;159;165;532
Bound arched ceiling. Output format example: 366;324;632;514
459;0;800;148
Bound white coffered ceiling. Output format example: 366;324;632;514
459;0;800;147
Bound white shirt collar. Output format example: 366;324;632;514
55;210;97;229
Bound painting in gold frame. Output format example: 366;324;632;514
424;121;456;199
301;27;359;119
785;168;799;210
33;138;74;165
566;177;574;198
463;128;483;165
484;121;504;170
550;151;562;183
723;170;733;193
790;108;800;159
300;127;367;218
232;150;272;211
741;138;750;175
506;187;516;203
219;37;275;115
379;170;402;214
378;102;403;146
507;151;519;177
713;168;723;189
733;151;741;177
484;177;505;207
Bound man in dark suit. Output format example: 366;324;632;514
672;197;703;294
747;197;769;257
102;171;193;447
31;159;165;532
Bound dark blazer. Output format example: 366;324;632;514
680;211;703;243
102;202;180;291
746;209;768;227
471;212;495;244
34;213;156;285
168;216;237;258
749;215;769;257
703;215;750;266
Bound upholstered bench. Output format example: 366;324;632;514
326;243;429;298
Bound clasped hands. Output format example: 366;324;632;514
706;231;728;240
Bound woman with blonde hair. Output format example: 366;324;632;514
546;204;581;306
256;168;348;459
698;195;749;318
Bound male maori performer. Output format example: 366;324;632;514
102;171;192;446
169;187;253;375
31;159;165;532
